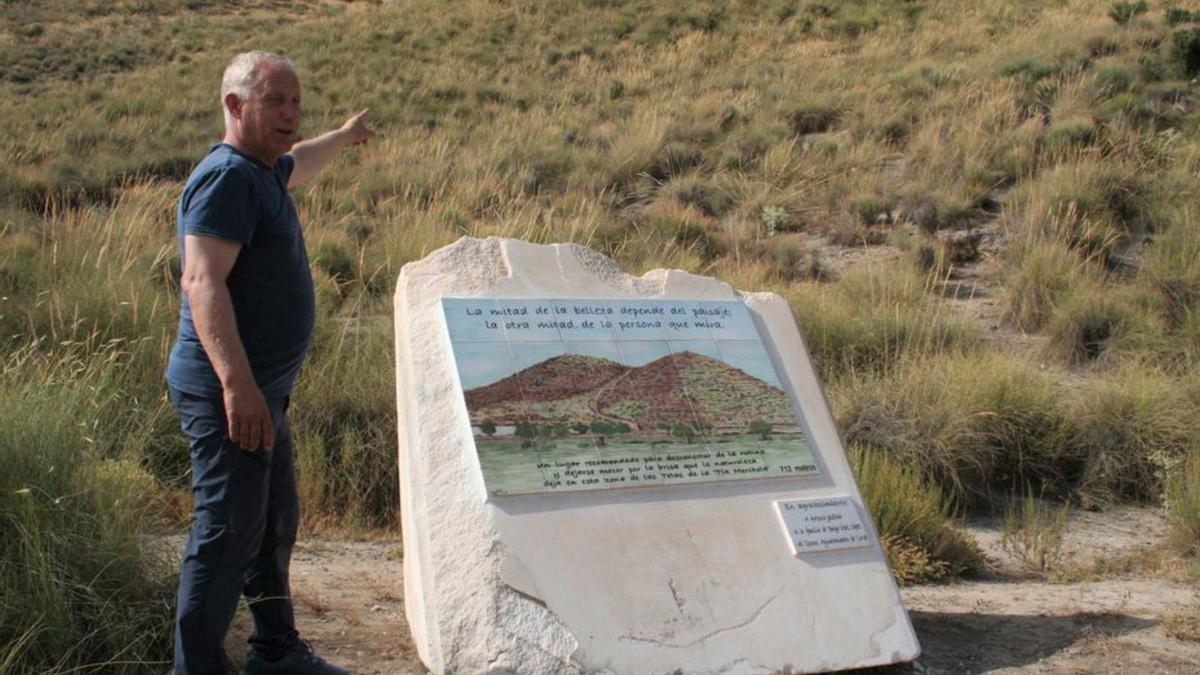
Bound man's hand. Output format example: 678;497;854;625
224;377;274;451
288;109;376;188
339;108;375;146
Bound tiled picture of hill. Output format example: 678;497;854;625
442;297;819;495
464;351;795;433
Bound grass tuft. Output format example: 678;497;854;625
1001;492;1070;574
0;344;175;672
1166;449;1200;558
1062;368;1197;508
852;446;982;585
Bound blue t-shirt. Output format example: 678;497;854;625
166;143;316;399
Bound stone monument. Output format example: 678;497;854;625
394;237;919;673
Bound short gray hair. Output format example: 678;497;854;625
220;51;295;124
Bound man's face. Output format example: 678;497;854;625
230;64;301;164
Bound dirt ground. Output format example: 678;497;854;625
225;227;1200;674
216;506;1200;674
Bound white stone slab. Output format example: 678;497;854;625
775;496;873;554
394;237;920;674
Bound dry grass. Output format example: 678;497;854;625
0;11;1199;665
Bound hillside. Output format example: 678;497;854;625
464;350;794;430
2;0;1200;671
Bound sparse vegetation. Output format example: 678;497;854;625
1166;450;1200;557
0;345;175;672
1002;492;1071;574
4;0;1200;661
852;446;982;584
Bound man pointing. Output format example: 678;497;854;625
166;51;372;675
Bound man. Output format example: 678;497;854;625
166;51;373;675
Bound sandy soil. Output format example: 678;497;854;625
223;223;1200;674
214;506;1200;674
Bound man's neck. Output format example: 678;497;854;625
222;134;276;167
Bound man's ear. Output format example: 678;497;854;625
224;92;243;120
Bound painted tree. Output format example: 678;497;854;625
515;421;537;448
590;420;614;446
672;423;697;444
749;419;772;441
479;418;497;437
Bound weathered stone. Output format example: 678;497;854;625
394;237;919;674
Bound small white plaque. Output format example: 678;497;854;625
775;496;872;554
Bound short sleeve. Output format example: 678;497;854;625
277;154;296;185
181;167;258;245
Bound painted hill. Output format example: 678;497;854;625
463;350;796;432
464;353;628;410
598;351;796;430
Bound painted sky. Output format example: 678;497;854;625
443;298;784;390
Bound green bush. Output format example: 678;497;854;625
1172;28;1200;78
663;175;733;217
760;237;827;281
1000;57;1059;83
1109;1;1148;25
1046;117;1094;151
1144;222;1200;328
1165;8;1195;26
849;194;893;225
900;192;975;234
1090;64;1134;98
1007;161;1155;266
1045;284;1159;365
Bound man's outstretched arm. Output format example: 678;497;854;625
181;234;274;451
287;109;374;188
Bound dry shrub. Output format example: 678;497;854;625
785;263;978;380
836;352;1070;507
758;236;829;282
852;447;982;585
1166;449;1200;558
1005;160;1155;266
1044;283;1161;365
1002;493;1070;575
1062;368;1197;508
1004;241;1094;332
1143;219;1200;329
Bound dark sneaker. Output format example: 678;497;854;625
242;640;349;675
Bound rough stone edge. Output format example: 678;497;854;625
396;237;919;673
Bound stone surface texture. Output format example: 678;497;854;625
394;237;919;674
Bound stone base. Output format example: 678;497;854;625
394;237;919;673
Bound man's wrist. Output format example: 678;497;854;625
220;371;257;394
332;127;357;149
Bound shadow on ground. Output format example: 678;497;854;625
848;610;1156;674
